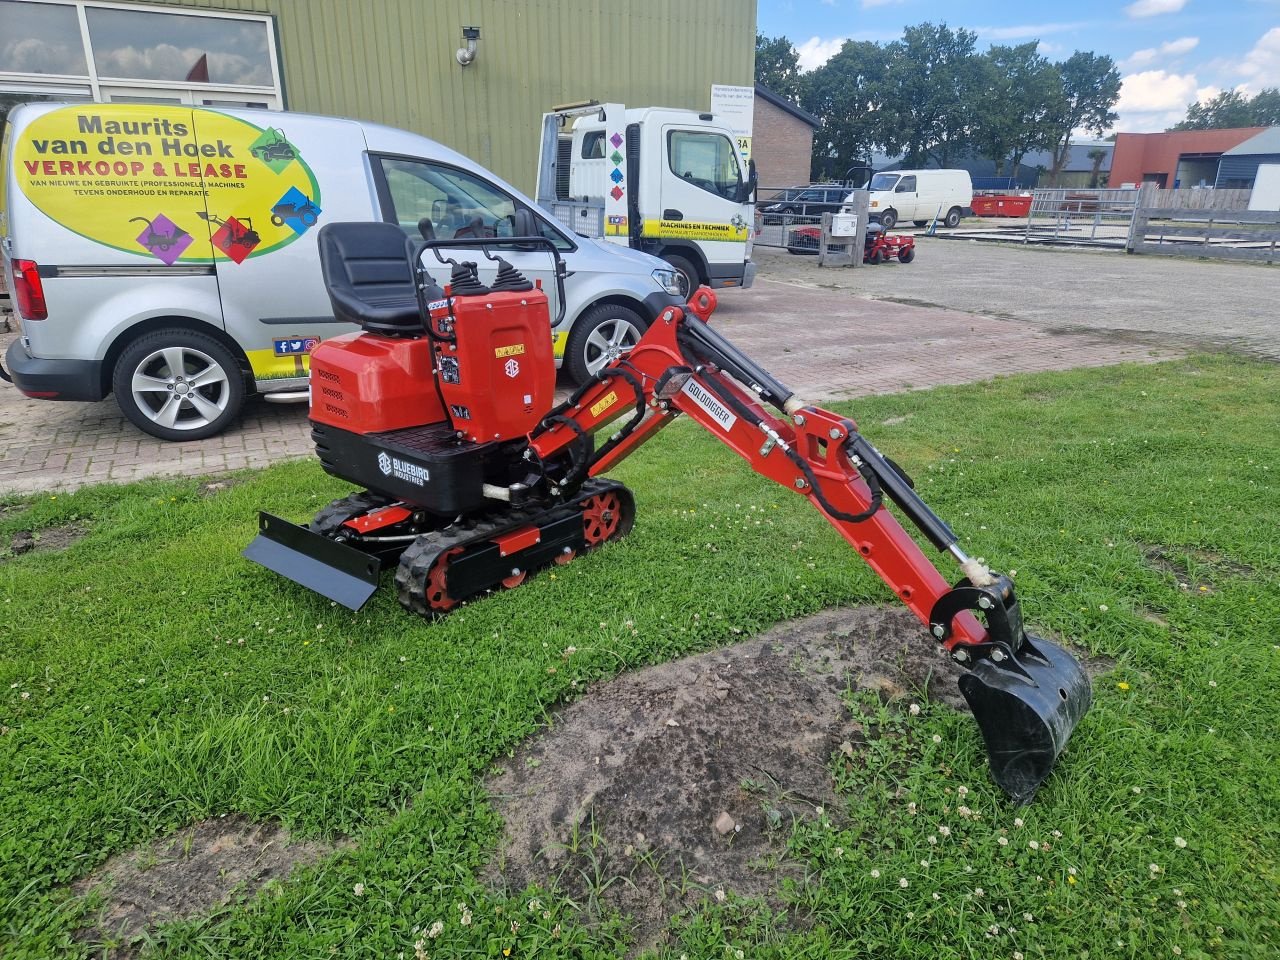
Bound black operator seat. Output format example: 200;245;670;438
317;222;422;336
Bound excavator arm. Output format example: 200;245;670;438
527;289;1091;803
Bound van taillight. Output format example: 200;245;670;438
12;259;48;321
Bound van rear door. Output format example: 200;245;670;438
189;110;368;390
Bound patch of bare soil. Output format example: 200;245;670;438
74;816;346;957
5;521;88;559
1142;543;1254;593
486;606;972;952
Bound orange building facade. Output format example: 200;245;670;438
1109;128;1267;188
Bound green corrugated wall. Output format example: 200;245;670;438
117;0;755;192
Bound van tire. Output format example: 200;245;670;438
944;206;962;228
878;209;898;229
663;254;700;300
913;219;929;228
112;328;246;441
565;303;647;385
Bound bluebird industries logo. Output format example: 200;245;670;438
504;358;520;378
377;452;393;475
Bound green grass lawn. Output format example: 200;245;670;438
2;355;1278;959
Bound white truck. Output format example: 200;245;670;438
536;102;757;297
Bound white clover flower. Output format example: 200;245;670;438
1175;836;1187;848
909;703;921;716
932;734;942;743
870;869;881;878
460;910;472;926
938;825;951;837
998;836;1009;846
1024;912;1034;922
957;785;969;798
974;887;985;897
1028;840;1040;850
428;921;443;939
899;877;909;888
1172;948;1182;957
1013;817;1024;828
353;883;365;897
1149;863;1161;873
715;889;727;902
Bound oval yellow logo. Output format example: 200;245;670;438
15;105;321;264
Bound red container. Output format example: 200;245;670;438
972;194;1032;218
309;333;446;433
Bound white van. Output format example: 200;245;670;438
0;103;685;440
845;169;973;229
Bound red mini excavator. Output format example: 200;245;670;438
245;222;1090;803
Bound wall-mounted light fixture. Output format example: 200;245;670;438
456;26;481;67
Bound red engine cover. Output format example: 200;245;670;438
309;332;446;433
435;287;555;442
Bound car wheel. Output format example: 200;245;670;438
663;253;700;300
913;219;929;228
565;303;648;385
944;207;962;228
899;247;916;264
112;328;246;441
878;209;898;229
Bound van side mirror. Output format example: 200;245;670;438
511;208;540;250
737;158;758;204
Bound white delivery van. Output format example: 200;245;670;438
0;103;685;440
535;102;757;297
845;169;973;229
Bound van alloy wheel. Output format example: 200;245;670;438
112;328;246;441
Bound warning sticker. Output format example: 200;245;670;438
495;343;526;358
590;391;619;418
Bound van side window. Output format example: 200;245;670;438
372;156;571;250
667;130;741;199
896;176;917;193
581;131;606;159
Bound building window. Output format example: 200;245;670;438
0;0;282;123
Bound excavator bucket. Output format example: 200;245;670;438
242;513;381;611
958;635;1091;804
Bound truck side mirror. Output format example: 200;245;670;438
737;158;758;204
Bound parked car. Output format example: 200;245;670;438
844;169;973;229
1;103;685;440
759;184;848;224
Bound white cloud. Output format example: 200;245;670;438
1124;0;1188;17
1115;69;1206;131
971;22;1091;41
1118;36;1199;71
1239;26;1280;90
796;36;846;71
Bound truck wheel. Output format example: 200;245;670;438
878;209;898;229
898;247;916;263
944;207;962;228
663;254;700;300
565;303;647;384
112;328;246;441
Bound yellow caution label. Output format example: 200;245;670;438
494;343;526;358
641;218;749;242
590;391;619;418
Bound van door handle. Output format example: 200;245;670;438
663;209;684;220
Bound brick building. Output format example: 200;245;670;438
1109;128;1267;189
751;83;819;189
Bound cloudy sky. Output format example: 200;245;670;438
755;0;1280;132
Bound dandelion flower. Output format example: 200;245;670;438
1117;681;1130;691
1068;875;1077;885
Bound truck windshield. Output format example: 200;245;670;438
869;173;899;192
668;130;742;200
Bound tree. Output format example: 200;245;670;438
876;23;984;166
1087;148;1108;188
802;40;889;180
755;34;804;103
1170;88;1280;130
969;43;1060;177
1045;52;1121;186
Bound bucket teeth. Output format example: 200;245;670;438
958;635;1092;804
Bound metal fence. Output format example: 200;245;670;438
1127;208;1280;263
1023;188;1141;248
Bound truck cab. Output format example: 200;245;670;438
537;102;757;297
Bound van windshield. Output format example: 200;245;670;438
869;173;899;192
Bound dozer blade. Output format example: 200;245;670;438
958;635;1091;804
242;512;381;611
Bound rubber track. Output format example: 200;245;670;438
309;491;393;536
394;477;632;618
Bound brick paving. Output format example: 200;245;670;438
4;237;1270;496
